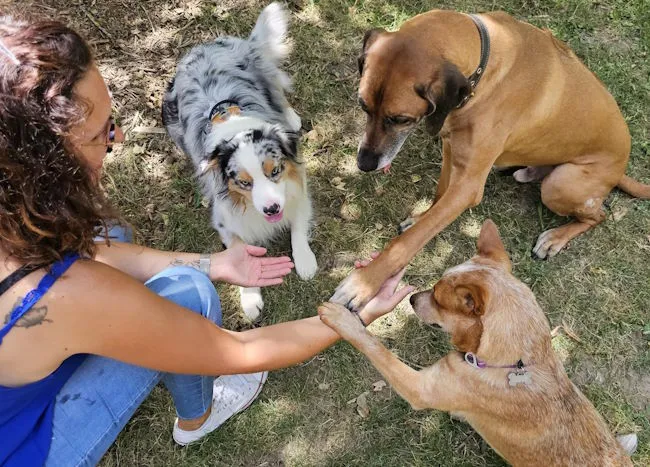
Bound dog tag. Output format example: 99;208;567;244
508;370;532;387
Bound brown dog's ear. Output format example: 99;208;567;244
477;219;512;271
358;28;386;75
415;62;471;135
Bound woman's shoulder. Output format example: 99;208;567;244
0;258;143;386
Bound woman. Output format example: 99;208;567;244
0;16;413;467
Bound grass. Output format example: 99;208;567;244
9;0;650;465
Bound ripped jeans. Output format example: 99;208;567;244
45;225;222;466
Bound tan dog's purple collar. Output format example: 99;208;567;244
464;352;533;387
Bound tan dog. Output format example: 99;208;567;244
320;220;636;466
331;10;650;310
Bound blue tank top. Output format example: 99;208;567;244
0;253;85;466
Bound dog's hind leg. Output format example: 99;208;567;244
212;214;264;321
513;165;553;183
239;286;264;322
532;160;617;259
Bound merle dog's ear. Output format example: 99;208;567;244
415;62;471;136
267;124;298;159
200;140;236;174
358;28;386;75
278;129;299;160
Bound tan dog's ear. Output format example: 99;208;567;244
454;284;487;316
415;62;471;135
451;284;486;352
477;219;512;271
358;28;386;75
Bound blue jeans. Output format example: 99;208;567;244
44;227;222;466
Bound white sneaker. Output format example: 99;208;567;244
172;371;268;446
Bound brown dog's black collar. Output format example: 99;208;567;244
458;14;491;108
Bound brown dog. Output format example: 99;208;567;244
331;10;650;310
320;220;636;466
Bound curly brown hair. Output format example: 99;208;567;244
0;16;117;267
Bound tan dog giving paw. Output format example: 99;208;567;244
322;220;636;466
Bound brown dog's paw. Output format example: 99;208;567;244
330;268;382;311
532;227;570;259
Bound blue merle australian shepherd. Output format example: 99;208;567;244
162;3;317;321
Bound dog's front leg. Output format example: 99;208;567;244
318;303;459;412
290;195;318;280
331;162;493;311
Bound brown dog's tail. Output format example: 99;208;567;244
617;175;650;199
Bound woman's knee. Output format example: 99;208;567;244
145;266;222;326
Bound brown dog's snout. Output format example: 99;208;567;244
357;147;381;172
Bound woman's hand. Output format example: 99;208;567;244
342;252;415;326
212;241;294;287
356;255;414;325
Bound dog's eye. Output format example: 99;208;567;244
358;97;370;114
238;179;252;188
271;166;281;177
387;116;414;126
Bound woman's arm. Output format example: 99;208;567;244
95;240;293;286
51;261;411;377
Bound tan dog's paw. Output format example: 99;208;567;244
532;227;570;259
318;302;366;341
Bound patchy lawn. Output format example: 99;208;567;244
8;0;650;465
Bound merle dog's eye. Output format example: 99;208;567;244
271;166;281;177
387;115;414;126
239;179;251;188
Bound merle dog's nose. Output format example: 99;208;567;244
263;203;280;215
357;148;380;172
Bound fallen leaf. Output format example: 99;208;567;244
132;144;146;155
375;223;384;231
340;201;361;221
411;174;422;183
318;383;330;391
356;391;370;418
372;380;387;392
562;320;582;343
612;204;629;222
330;176;346;190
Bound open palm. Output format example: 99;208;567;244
217;241;294;287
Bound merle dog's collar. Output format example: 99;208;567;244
208;99;241;124
457;14;491;109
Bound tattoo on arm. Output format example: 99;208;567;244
170;254;211;275
4;297;52;328
170;258;201;270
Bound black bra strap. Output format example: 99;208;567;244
0;264;40;297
